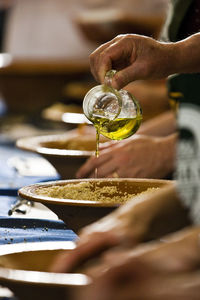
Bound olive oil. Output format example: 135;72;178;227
95;125;100;178
93;116;142;141
93;116;142;178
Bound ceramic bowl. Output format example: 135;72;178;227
0;54;90;114
76;9;164;44
42;102;84;123
16;127;106;179
0;241;89;300
18;178;172;232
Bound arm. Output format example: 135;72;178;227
76;226;200;300
174;33;200;75
90;33;200;89
138;110;176;137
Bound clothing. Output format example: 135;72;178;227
166;0;200;224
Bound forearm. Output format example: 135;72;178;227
156;226;200;265
138;110;176;137
143;184;191;241
115;183;190;242
157;133;177;175
165;33;200;76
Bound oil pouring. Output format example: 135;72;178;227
83;70;142;176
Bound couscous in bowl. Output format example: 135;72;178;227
18;178;173;232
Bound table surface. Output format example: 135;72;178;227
0;139;77;245
0;142;78;299
0;103;79;300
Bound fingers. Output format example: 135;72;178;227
97;40;129;85
81;262;200;300
89;33;168;90
76;151;112;178
90;38;119;83
76;156;96;178
90;35;136;88
106;171;120;178
50;232;120;274
81;259;150;300
113;64;146;89
99;140;118;151
108;272;200;300
89;159;117;178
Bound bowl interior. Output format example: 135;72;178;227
19;178;172;206
0;242;75;272
16;127;108;155
0;249;64;272
17;129;105;179
0;242;89;300
40;135;98;152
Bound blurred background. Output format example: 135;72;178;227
0;0;170;180
0;0;169;118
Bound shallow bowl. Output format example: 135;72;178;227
16;128;103;179
0;241;89;300
18;178;172;232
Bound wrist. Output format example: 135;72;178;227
156;133;177;175
169;33;200;74
159;41;182;77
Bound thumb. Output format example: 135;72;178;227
112;63;147;89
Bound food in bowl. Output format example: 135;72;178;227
39;135;106;151
19;178;172;231
35;181;158;204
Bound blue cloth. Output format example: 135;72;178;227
0;144;77;245
0;144;60;196
0;196;17;216
0;217;76;245
0;195;77;245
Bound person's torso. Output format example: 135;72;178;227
166;0;200;224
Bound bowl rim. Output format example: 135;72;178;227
18;178;174;208
16;133;94;158
0;241;90;287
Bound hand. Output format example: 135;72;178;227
80;272;200;300
76;134;176;179
90;34;177;89
76;227;200;300
50;185;189;273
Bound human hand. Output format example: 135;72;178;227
50;185;189;274
79;272;200;300
76;134;175;179
76;227;200;300
90;34;178;89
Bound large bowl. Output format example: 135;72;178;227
0;54;90;114
0;241;89;300
76;9;165;44
18;178;172;232
16;128;107;179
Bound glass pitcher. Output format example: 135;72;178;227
83;70;142;140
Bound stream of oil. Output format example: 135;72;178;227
94;125;100;178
